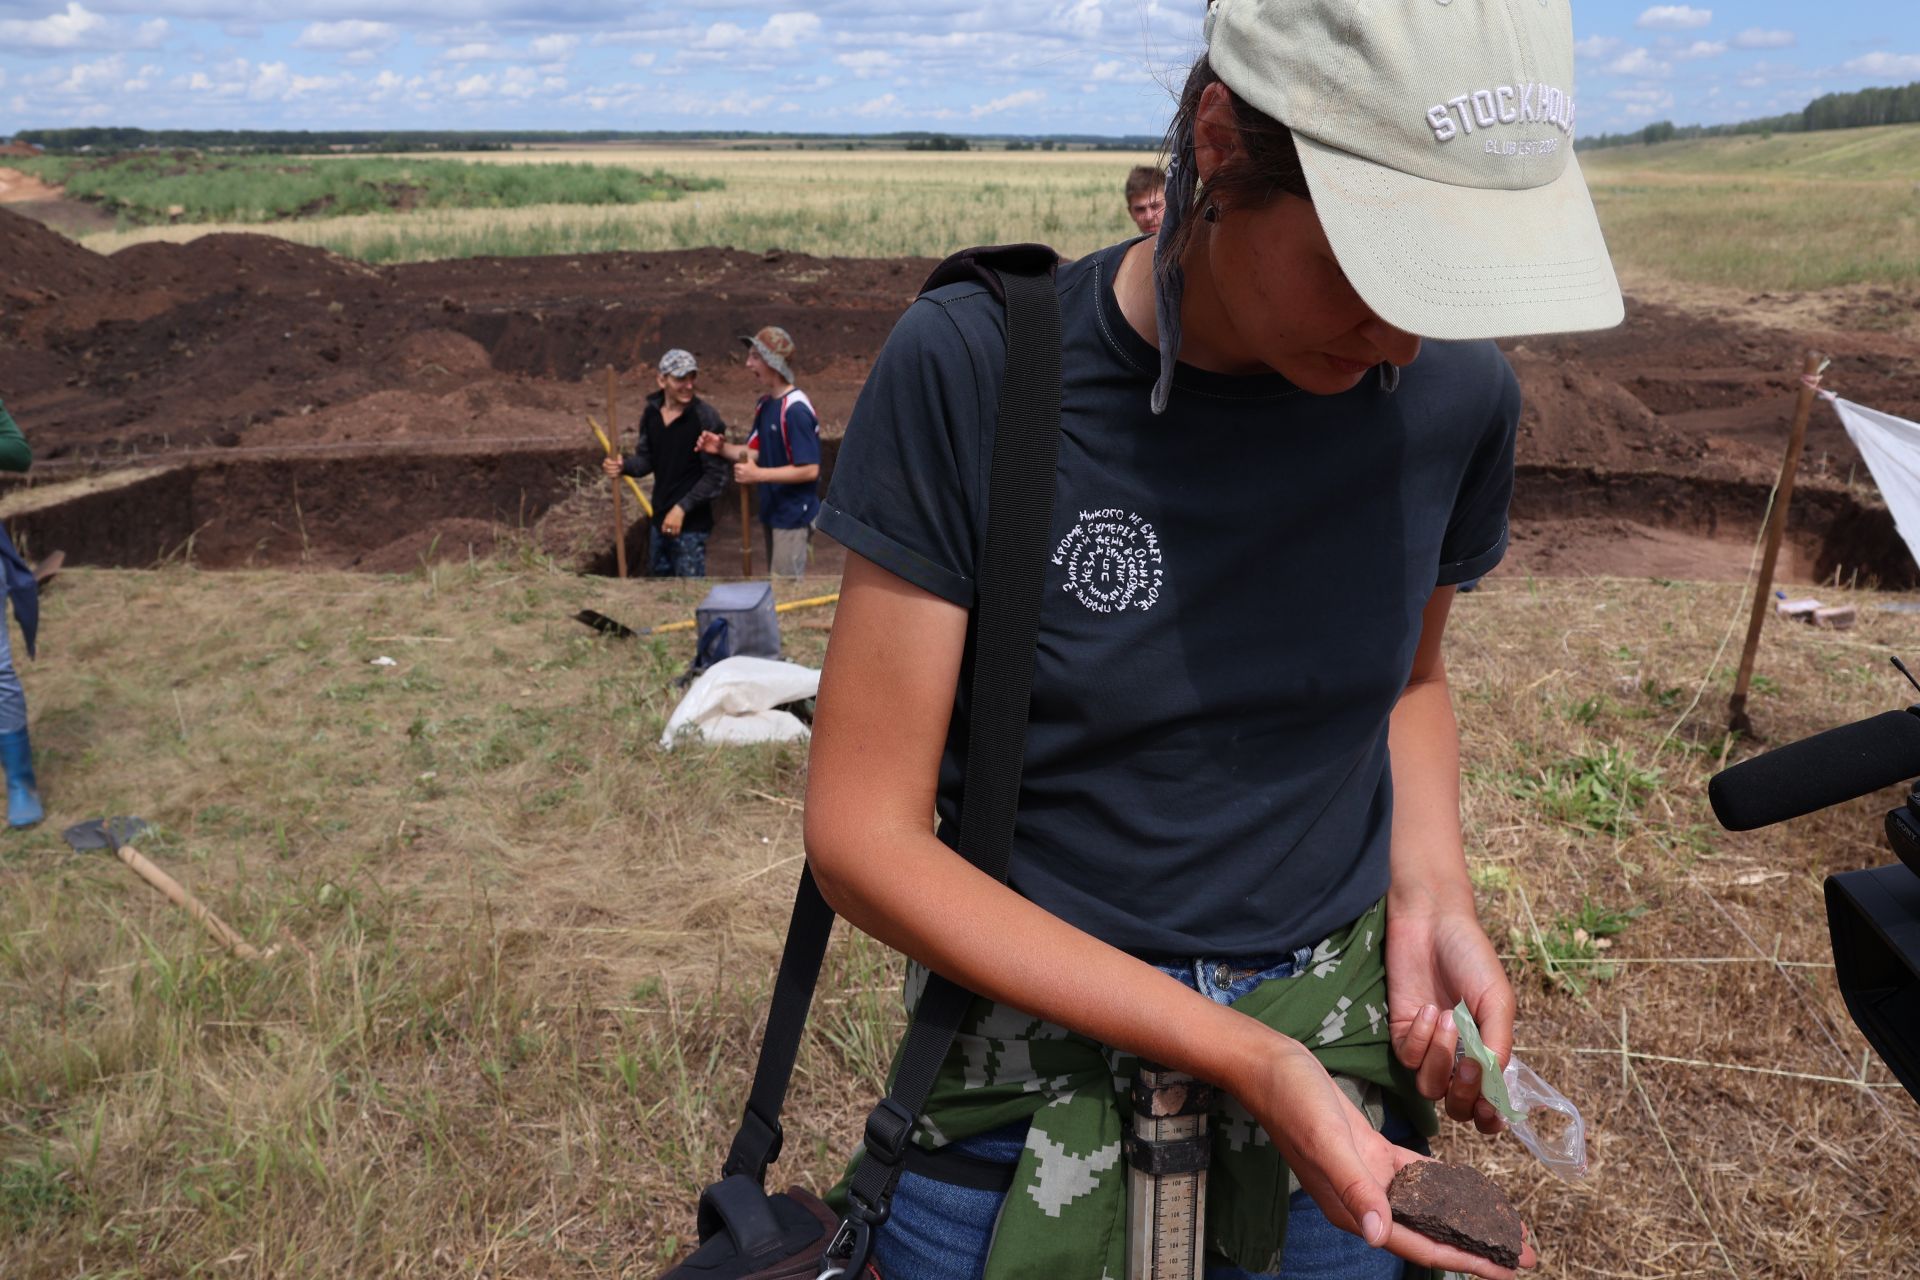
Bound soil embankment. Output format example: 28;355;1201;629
3;207;1917;582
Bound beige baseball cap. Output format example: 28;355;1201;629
1206;0;1623;339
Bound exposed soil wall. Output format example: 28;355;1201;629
6;208;1919;584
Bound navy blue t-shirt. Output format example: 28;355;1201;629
817;240;1518;959
749;390;822;529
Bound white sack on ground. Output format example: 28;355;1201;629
660;656;820;749
1833;398;1920;572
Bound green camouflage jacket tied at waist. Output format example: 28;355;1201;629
840;897;1439;1278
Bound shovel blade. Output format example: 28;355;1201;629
61;815;148;852
62;818;110;851
574;609;640;640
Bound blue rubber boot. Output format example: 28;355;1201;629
0;727;44;828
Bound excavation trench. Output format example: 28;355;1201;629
0;448;1910;589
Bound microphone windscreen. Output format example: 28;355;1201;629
1710;709;1920;831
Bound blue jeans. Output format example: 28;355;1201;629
649;529;709;578
872;948;1424;1280
0;595;24;735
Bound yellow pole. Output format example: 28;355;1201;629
643;594;840;637
606;369;627;580
588;417;654;519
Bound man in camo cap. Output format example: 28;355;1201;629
603;348;731;577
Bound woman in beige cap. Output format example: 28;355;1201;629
806;3;1620;1276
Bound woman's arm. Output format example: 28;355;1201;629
1384;587;1515;1133
806;554;1526;1278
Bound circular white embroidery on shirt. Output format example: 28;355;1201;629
1051;508;1164;614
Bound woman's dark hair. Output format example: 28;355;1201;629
1159;55;1311;266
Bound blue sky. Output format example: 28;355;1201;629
1;2;1916;138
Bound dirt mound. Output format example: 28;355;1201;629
6;229;1919;583
392;328;492;377
111;233;380;298
353;518;513;573
0;206;117;303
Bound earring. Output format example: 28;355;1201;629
1202;202;1220;223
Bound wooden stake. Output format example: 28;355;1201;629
1730;350;1825;735
117;842;263;961
607;366;627;580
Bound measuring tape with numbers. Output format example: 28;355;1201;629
1125;1062;1215;1280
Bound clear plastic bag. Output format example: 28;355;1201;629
1452;1002;1589;1182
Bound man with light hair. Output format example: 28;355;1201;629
697;326;822;578
1124;164;1166;235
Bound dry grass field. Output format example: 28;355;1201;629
73;147;1160;266
51;124;1920;292
3;554;1917;1277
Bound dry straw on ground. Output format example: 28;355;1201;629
3;556;1919;1277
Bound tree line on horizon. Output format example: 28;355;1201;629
1578;79;1920;150
8;127;1160;155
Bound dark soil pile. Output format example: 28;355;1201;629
0;205;118;303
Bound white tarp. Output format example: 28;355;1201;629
1832;397;1920;572
659;656;820;750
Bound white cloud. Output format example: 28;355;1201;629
699;89;774;116
499;65;540;98
1674;41;1726;60
696;21;748;49
0;3;105;50
528;33;577;60
51;52;124;93
443;41;514;61
1574;35;1623;60
455;72;492;96
1844;52;1920;78
1636;6;1712;30
851;91;899;118
1733;29;1797;50
1611;86;1677;118
971;87;1043;119
1054;0;1103;39
763;12;820;48
836;49;899;78
629;51;655;69
1605;47;1672;77
295;20;395;52
697;12;820;52
0;2;161;52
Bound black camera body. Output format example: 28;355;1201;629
1710;705;1920;1103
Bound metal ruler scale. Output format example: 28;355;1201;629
1126;1062;1215;1280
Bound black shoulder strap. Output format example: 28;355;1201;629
713;246;1062;1254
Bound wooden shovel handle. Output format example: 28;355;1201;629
117;844;263;961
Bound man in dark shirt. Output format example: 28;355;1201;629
601;349;731;577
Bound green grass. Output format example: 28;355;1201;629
1513;897;1647;996
1506;743;1663;837
0;151;720;225
1581;123;1920;290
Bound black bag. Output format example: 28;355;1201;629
658;243;1063;1280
